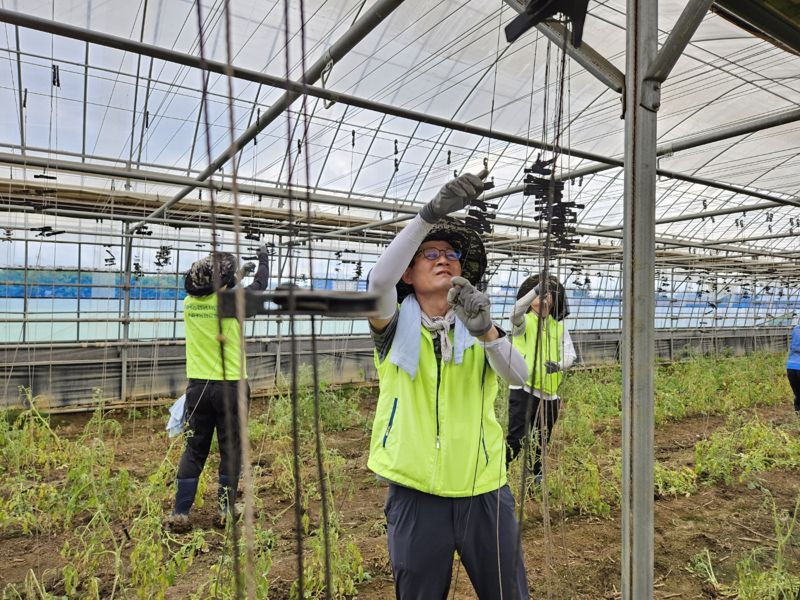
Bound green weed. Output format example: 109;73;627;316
291;516;371;599
654;463;697;498
687;493;800;599
695;415;800;485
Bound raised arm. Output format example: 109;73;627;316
483;334;528;386
367;216;434;331
561;324;577;370
510;285;538;337
245;245;270;291
368;170;487;332
447;277;528;386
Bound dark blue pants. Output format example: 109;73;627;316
787;369;800;412
176;379;249;482
506;387;559;477
385;484;529;600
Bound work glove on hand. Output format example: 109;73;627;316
544;360;561;374
234;262;256;284
447;276;494;338
257;244;270;264
419;169;489;224
511;285;539;329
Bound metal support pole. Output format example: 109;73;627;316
120;231;134;403
22;236;28;343
621;0;657;597
77;239;82;342
172;248;180;340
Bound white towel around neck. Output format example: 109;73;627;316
389;295;475;379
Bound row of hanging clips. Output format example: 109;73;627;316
524;153;584;254
466;158;497;234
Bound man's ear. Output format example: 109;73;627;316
401;267;413;285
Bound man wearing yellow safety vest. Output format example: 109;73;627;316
507;274;575;485
367;170;530;599
167;247;269;533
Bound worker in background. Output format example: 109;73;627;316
786;324;800;413
507;274;576;485
166;246;269;533
366;170;530;599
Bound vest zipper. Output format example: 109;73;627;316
382;397;398;447
435;358;442;449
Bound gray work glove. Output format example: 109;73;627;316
419;169;489;224
234;262;255;284
257;244;270;264
544;360;561;374
447;276;493;338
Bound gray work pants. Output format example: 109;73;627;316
385;483;529;600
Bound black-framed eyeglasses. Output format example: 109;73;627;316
415;247;462;261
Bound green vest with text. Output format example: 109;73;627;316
184;293;247;380
368;324;505;497
512;312;563;395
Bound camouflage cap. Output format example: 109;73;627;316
516;273;570;322
396;216;487;303
184;252;238;297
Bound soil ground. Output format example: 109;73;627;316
1;397;799;599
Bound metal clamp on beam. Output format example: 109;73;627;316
217;288;379;318
639;79;661;112
320;55;336;109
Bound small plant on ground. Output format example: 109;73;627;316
687;493;800;599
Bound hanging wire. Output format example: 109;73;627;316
510;23;571;600
296;0;334;595
219;0;259;596
281;0;306;595
193;1;245;596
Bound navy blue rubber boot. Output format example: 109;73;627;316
166;478;199;533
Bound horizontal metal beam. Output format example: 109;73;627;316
0;8;618;180
549;106;800;185
594;201;788;233
656;107;800;157
3;151;795;261
485;104;800;201
698;230;799;247
0;151;424;215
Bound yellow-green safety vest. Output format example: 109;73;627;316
184;293;246;380
368;325;506;497
512;312;563;395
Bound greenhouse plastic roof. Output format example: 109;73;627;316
0;0;799;263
